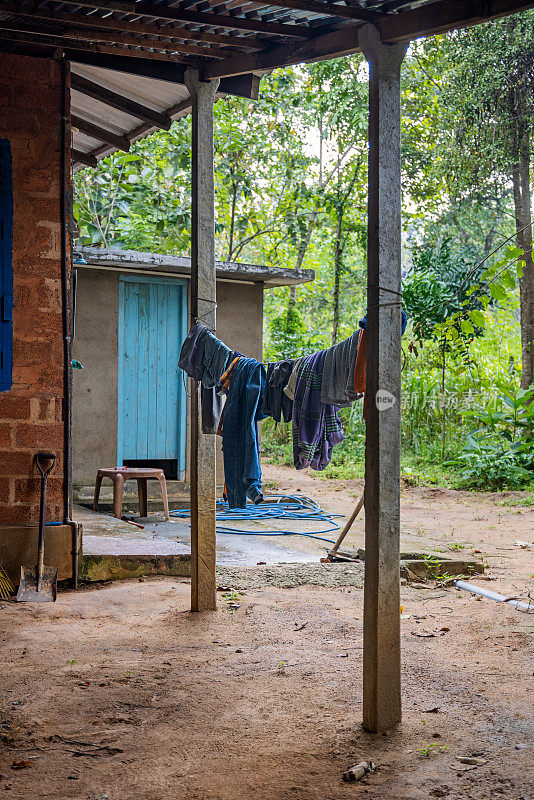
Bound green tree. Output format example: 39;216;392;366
410;15;534;388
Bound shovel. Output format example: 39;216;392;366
17;452;58;603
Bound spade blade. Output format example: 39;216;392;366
16;566;58;602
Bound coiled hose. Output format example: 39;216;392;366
170;493;342;544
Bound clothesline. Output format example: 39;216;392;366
178;310;407;509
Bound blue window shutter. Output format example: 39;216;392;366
0;139;13;392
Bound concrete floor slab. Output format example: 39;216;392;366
74;504;333;567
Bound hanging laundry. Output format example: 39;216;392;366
202;334;233;390
217;356;242;396
178;321;233;434
283;358;303;401
292;350;344;471
178;321;210;382
200;387;224;435
214;356;242;436
221;357;266;508
263;359;294;424
320;330;360;407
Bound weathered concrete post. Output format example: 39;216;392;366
359;24;407;733
185;69;220;612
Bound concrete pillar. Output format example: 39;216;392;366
359;24;407;733
185;69;220;612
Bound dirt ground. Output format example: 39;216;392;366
1;467;533;800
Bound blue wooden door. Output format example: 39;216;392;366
118;276;187;477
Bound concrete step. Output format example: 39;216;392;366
81;553;191;582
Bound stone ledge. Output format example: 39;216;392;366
80;553;191;582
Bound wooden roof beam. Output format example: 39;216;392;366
70;72;174;129
0;2;264;50
202;22;360;77
71;114;132;151
0;21;235;59
0;27;194;62
58;0;315;37
202;0;534;79
236;0;383;21
378;0;534;41
72;148;98;168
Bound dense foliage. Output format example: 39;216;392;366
74;12;534;492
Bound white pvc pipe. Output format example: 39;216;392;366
455;580;533;612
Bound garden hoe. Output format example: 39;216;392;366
321;491;364;563
17;452;58;602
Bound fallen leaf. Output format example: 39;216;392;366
11;760;34;770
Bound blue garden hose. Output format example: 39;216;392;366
170;493;343;544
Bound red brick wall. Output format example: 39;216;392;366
0;53;70;526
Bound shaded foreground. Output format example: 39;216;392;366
0;577;532;800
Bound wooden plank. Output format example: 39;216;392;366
0;20;235;59
71;148;98;167
0;27;192;62
70;73;173;129
59;0;315;37
81;98;195;164
379;0;534;42
186;68;219;613
220;73;261;99
359;23;407;734
0;2;263;49
242;0;382;21
67;50;187;85
71;115;131;151
202;22;360;78
155;283;166;458
121;280;140;463
69;49;261;100
166;284;181;459
137;282;150;459
147;282;160;457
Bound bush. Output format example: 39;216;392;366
452;433;533;490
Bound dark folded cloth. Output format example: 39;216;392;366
201;387;224;435
263;359;294;424
178;322;232;434
178;321;210;381
292;351;344;471
202;334;233;389
320;331;360;407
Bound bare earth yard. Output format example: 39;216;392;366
0;467;532;800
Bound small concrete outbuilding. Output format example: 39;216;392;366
71;246;313;498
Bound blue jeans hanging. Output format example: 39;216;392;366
222;357;266;509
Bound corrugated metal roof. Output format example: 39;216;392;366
0;1;531;167
70;62;196;164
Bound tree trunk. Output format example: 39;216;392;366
332;208;343;346
512;128;534;389
228;173;237;260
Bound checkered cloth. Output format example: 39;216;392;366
292;350;344;470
